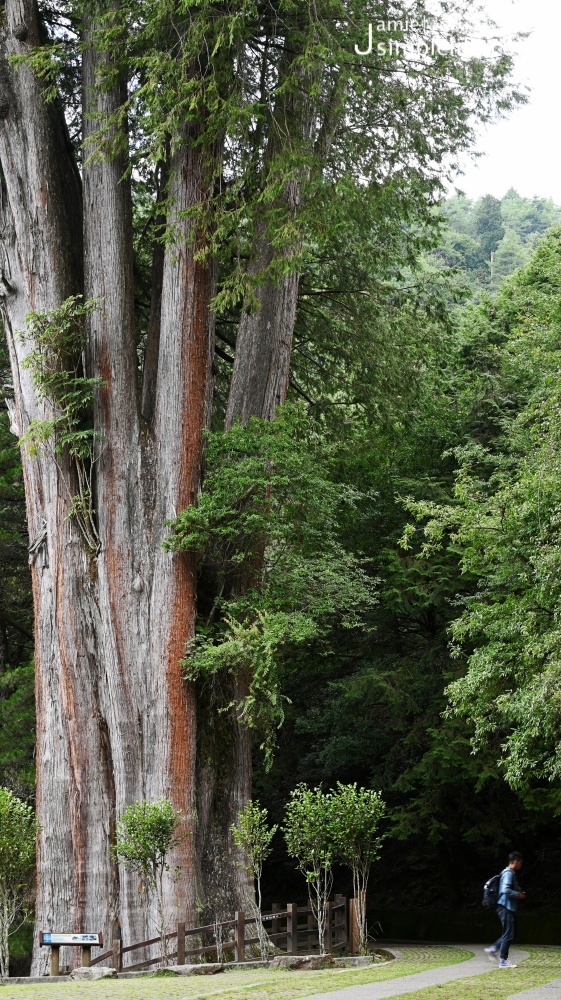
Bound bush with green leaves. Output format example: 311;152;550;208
0;787;38;979
112;800;188;965
232;800;277;958
283;784;336;955
331;783;385;954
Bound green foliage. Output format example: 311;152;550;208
433;190;561;294
283;784;335;954
0;665;35;800
167;409;377;761
26;0;523;323
113;800;188;963
401;228;561;789
501;188;561;240
2;0;552;925
254;273;559;911
331;783;385;954
0;386;32;675
0;788;38;978
283;784;335;881
492;228;528;284
113;799;187;887
474;194;505;260
20;296;103;555
232;801;277;885
331;783;385;876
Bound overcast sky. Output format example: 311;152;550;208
450;0;561;203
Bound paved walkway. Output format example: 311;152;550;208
505;982;561;1000
297;945;529;1000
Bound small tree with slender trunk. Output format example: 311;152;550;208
283;785;335;955
232;800;277;959
331;783;385;955
113;800;188;966
0;788;38;978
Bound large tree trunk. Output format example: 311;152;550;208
0;0;216;971
209;212;300;921
224;227;299;429
211;41;307;911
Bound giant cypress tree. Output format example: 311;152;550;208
0;0;519;971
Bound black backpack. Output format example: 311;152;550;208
482;872;503;909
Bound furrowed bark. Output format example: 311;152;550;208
81;12;149;955
225;66;344;428
224;218;299;428
0;0;116;976
195;680;254;921
0;0;218;969
225;24;312;429
141;159;168;425
151;134;215;923
0;0;276;964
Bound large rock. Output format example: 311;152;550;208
172;964;224;976
69;967;117;980
270;955;335;971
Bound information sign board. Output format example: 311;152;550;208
39;933;102;946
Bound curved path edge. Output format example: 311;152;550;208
505;981;561;1000
295;945;530;1000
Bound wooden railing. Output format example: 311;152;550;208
90;895;351;971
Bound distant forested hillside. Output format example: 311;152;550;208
434;189;561;290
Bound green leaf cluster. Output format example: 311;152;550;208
0;788;38;978
20;296;103;554
231;800;277;955
113;799;188;964
283;784;336;879
21;296;101;461
166;408;378;760
113;799;187;887
283;782;385;881
330;783;385;876
0;788;37;892
433;189;561;293
232;801;277;883
403;227;561;789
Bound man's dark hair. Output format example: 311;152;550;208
509;851;523;863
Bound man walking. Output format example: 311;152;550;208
485;851;526;968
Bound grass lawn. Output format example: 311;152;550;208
383;946;561;1000
0;946;469;999
3;946;561;1000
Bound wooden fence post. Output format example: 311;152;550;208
323;901;332;955
349;898;359;955
235;911;245;962
334;895;347;954
112;939;122;971
177;922;185;966
50;945;60;977
286;903;298;955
